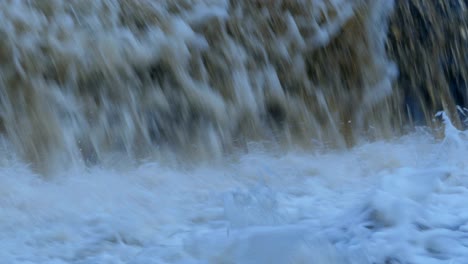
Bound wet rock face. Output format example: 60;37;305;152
386;0;468;126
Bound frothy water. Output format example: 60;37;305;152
0;0;467;263
2;122;468;263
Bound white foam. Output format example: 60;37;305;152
1;124;468;263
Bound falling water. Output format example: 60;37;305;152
0;0;467;263
0;0;400;172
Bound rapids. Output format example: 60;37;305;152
0;0;467;263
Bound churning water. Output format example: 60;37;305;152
0;0;467;263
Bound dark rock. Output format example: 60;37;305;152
386;0;468;126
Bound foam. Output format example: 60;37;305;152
0;123;467;263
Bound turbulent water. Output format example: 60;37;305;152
0;0;467;263
0;0;401;171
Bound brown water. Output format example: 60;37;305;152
0;0;465;173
